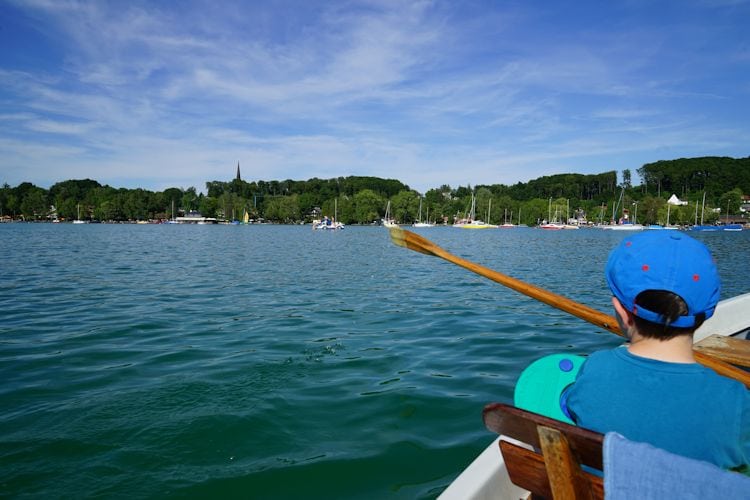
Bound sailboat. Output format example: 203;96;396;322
691;192;718;231
599;189;642;230
166;200;179;224
539;198;563;230
73;203;87;224
516;207;528;227
382;201;398;227
562;199;580;229
499;208;515;228
455;194;496;229
413;198;434;227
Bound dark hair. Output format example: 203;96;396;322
632;290;706;340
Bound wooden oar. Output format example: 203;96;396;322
389;227;750;388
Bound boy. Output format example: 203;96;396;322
566;231;749;471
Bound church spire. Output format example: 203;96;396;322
236;162;241;181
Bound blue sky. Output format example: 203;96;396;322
1;0;748;195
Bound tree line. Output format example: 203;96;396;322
1;156;747;225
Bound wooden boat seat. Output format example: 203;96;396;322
483;402;604;500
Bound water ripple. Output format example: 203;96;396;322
1;224;748;498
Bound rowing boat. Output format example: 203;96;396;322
438;291;750;499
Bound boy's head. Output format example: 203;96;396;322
605;231;720;337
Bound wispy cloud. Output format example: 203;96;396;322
1;0;748;193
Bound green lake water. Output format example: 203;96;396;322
1;224;748;498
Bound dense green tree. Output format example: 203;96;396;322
264;194;301;223
390;190;420;223
622;169;632;189
521;198;550;225
49;179;101;203
638;157;750;200
719;188;743;218
3;156;747;225
20;185;48;220
352;189;384;224
182;187;199;213
57;197;78;220
636;196;660;225
0;183;12;217
297;192;321;219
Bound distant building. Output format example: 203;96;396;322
236;162;241;181
667;194;688;206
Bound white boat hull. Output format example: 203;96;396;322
438;437;527;500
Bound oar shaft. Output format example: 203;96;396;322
435;246;623;337
391;228;750;388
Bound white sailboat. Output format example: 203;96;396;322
413;198;434;227
562;199;580;229
383;201;398;227
599;189;642;230
539;198;564;230
72;203;87;224
499;208;515;228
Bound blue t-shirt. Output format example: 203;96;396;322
567;347;750;471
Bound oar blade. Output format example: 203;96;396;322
388;227;436;256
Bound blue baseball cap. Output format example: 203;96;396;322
605;231;721;328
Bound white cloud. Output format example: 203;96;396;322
1;1;748;195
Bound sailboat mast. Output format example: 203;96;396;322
694;199;698;225
666;203;671;226
548;197;552;223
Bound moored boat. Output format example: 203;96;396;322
72;203;87;224
602;222;644;231
313;200;344;230
454;194;497;229
413;198;435;227
383;201;398;227
312;217;344;230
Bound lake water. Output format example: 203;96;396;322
1;224;748;498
